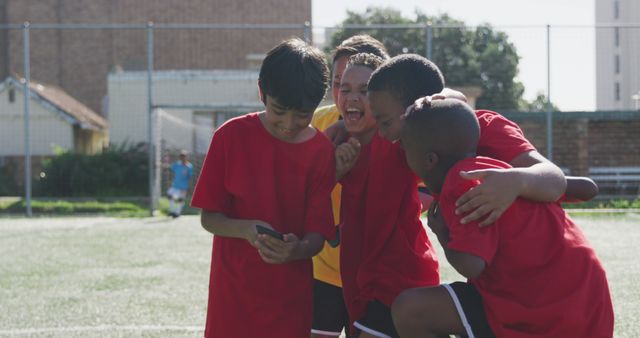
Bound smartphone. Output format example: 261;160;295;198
256;225;284;240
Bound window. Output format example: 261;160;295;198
614;0;620;19
615;54;620;74
614;27;619;47
8;88;15;103
615;82;621;101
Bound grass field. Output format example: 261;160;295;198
0;213;638;337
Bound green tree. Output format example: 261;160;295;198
519;91;560;112
327;7;525;111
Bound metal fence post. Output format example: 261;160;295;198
303;21;311;43
425;23;433;60
22;22;32;217
147;22;156;215
546;24;553;161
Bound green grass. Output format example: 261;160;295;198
563;198;640;209
0;214;638;337
0;198;148;217
1;197;635;218
0;197;201;217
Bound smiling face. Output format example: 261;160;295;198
261;95;314;142
368;90;407;142
337;64;378;143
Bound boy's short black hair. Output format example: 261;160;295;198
259;38;329;111
368;54;445;107
347;53;385;71
403;99;479;159
333;35;390;65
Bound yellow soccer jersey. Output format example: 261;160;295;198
311;104;343;287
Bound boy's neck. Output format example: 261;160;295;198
351;128;377;145
432;152;476;193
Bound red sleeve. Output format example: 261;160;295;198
303;142;336;240
438;171;499;265
190;126;232;213
476;110;536;163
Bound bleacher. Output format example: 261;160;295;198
589;167;640;199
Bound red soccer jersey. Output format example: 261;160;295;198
476;110;536;162
191;113;336;338
339;133;440;325
436;157;614;338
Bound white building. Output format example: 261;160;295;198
595;0;640;110
107;70;263;155
0;76;108;157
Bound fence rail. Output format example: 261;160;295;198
1;23;639;215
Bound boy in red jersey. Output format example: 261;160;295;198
311;35;390;338
365;54;598;226
335;53;440;338
190;38;336;338
393;98;613;338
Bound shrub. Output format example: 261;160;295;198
37;143;148;197
0;163;19;196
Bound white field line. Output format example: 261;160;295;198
0;325;202;335
566;208;640;213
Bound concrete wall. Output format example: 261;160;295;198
0;0;311;114
504;111;640;176
595;0;640;110
108;70;263;153
0;87;73;156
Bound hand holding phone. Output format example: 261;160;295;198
255;224;284;241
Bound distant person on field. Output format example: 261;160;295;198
392;98;614;338
167;150;193;218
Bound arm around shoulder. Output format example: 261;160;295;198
508;150;566;202
564;176;599;202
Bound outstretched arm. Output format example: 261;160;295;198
455;150;566;226
564;176;599;202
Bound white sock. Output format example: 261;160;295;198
169;199;176;213
176;202;185;215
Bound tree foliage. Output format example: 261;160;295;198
519;91;560;112
327;7;527;111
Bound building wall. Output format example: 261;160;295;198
108;70;262;153
1;0;311;114
74;127;107;155
595;0;640;110
505;112;640;176
0;0;8;78
0;88;74;156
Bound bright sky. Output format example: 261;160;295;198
312;0;596;111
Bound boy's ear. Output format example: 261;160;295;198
425;152;439;170
257;80;266;105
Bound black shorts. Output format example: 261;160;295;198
444;282;496;338
312;279;352;337
353;299;399;338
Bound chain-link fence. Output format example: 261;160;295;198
1;23;639;215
